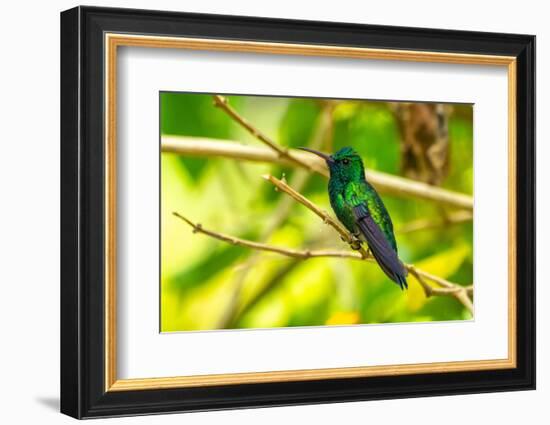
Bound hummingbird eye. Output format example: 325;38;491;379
342;158;350;165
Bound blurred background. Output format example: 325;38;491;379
160;93;473;332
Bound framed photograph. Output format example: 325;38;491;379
60;6;535;419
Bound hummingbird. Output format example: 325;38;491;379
298;146;408;289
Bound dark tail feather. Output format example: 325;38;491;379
396;272;408;290
370;248;408;290
393;262;408;290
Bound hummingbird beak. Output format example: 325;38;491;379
297;147;334;164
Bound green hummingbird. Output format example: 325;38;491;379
299;146;408;289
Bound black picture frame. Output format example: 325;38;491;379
61;5;535;419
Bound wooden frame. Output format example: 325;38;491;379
61;5;535;419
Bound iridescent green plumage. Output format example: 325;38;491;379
299;146;407;289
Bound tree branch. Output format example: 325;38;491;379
173;207;473;315
173;212;365;260
212;95;326;174
262;174;370;259
162;135;473;210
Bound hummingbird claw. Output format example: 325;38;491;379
350;239;362;251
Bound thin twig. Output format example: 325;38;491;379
454;290;475;314
162;135;473;210
212;95;325;174
408;267;455;289
263;176;349;242
263;174;370;259
172;212;365;260
406;267;454;296
173;211;473;315
407;267;472;314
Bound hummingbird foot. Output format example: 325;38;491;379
349;238;362;251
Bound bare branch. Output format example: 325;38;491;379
212;95;325;174
162;135;473;210
408;267;455;289
454;290;475;315
173;210;473;315
408;266;460;297
172;212;364;260
262;175;357;248
408;266;473;315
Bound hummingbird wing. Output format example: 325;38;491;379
352;204;408;289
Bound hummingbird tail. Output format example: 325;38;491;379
352;204;409;290
370;248;408;290
396;273;408;290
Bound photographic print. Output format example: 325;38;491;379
160;93;474;332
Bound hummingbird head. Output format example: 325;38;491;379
298;146;365;183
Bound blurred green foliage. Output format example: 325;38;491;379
160;93;473;332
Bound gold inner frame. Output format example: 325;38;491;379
104;33;517;392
